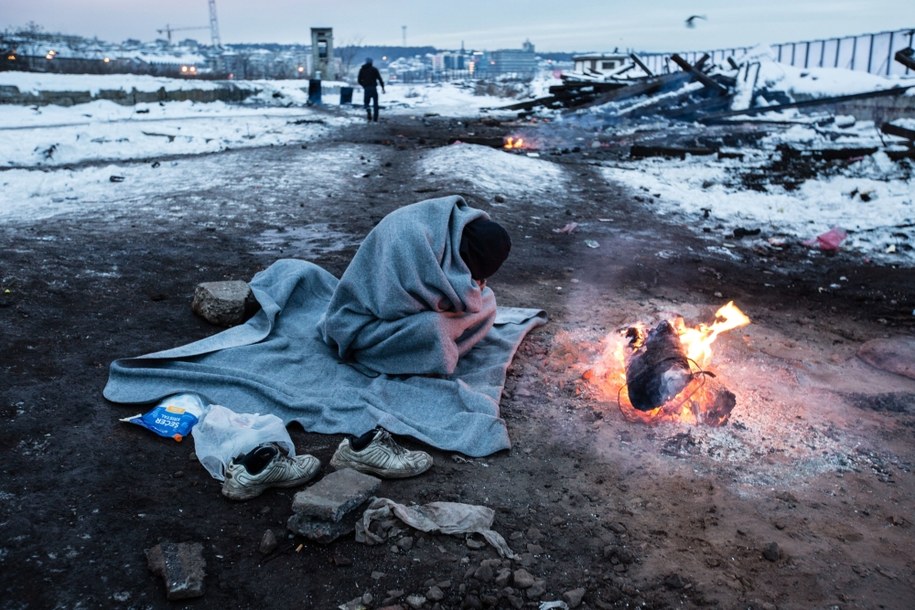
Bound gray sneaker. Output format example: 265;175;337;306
330;428;433;478
222;443;320;501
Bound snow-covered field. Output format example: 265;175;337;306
1;68;912;266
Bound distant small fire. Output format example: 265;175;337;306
503;136;525;150
585;302;750;426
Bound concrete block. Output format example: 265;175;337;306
191;280;257;326
146;541;206;601
291;468;381;522
287;511;357;544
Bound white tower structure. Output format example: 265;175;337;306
208;0;222;48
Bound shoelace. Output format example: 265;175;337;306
376;430;408;456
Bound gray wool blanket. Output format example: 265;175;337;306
104;197;546;456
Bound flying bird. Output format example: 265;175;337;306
685;15;707;29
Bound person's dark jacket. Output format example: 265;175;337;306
358;63;384;89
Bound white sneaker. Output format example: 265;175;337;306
330;428;432;479
222;443;320;501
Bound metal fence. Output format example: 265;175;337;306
639;28;914;77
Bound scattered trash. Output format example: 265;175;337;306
553;222;579;234
803;226;847;252
539;602;570;610
355;497;516;559
120;393;206;442
584;239;600;248
109;175;125;182
191;403;295;481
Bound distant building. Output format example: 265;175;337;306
572;53;628;77
481;40;537;77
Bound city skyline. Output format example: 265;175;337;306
2;0;911;53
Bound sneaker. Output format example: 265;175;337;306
222;443;320;501
330;428;432;479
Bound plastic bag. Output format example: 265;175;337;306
191;404;294;481
120;393;207;442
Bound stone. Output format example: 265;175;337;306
512;568;536;589
291;468;381;522
191;280;258;327
145;541;206;601
426;585;445;601
563;587;586;608
762;542;781;562
258;529;278;554
286;512;357;544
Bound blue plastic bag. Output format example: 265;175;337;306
120;393;207;442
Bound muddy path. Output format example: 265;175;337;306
1;111;913;609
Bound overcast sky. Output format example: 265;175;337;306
2;0;911;52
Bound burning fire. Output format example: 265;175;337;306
586;301;750;426
503;136;525;149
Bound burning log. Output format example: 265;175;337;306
625;321;692;411
589;302;750;427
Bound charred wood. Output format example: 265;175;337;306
881;122;915;141
630;144;717;159
895;48;915;70
670;53;729;95
700;85;914;123
629;53;654;76
625;321;693;411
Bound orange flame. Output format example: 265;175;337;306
585;302;750;426
503;136;524;149
676;301;750;369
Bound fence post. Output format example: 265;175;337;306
835;37;842;68
819;40;826;67
804;41;811;68
886;31;894;75
851;36;858;70
867;33;875;73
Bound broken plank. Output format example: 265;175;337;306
699;85;915;122
629;53;654;77
881;122;915;141
670;53;729;95
630;144;718;159
895;48;915;70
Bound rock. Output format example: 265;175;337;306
291;468;381;522
513;568;536;589
858;337;915;379
495;567;512;586
563;587;586;608
191;280;258;327
426;585;445;601
145;541;206;601
473;563;494;583
526;580;547;599
258;529;278;554
286;512;357;544
406;594;426;609
762;542;781;562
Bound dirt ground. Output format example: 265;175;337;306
2;107;914;610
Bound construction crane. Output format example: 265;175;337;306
158;0;222;48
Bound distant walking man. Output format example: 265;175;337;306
357;58;385;122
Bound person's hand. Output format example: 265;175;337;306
382;87;386;94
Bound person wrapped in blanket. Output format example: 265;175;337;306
223;197;512;496
318;195;512;378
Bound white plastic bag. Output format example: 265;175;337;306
191;404;295;481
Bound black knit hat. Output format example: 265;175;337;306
459;218;511;281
